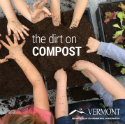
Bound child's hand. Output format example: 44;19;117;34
54;68;67;83
72;60;91;71
86;37;100;53
0;35;25;60
27;0;52;24
81;70;97;84
7;19;29;40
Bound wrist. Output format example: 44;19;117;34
97;42;101;51
86;62;95;70
89;77;97;84
14;53;24;61
7;16;19;22
57;80;67;85
28;16;34;23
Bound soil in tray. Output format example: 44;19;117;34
37;11;102;89
68;86;100;101
0;16;40;98
100;2;125;76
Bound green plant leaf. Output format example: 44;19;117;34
121;68;125;74
122;25;125;29
112;30;124;39
117;12;124;26
115;63;123;67
113;24;121;29
111;42;124;49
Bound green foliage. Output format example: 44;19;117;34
122;25;125;29
112;30;124;39
100;103;106;109
111;42;125;49
121;68;125;74
118;2;125;12
113;24;121;29
117;12;124;26
115;63;125;74
115;63;123;67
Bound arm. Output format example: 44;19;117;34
86;37;125;65
97;42;125;65
70;0;88;29
0;35;49;111
0;0;17;22
54;68;68;119
0;0;29;40
82;70;113;108
13;0;31;22
50;0;61;26
13;0;52;24
72;60;125;101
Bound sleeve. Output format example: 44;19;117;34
91;81;113;108
97;42;125;65
55;116;74;124
113;99;125;123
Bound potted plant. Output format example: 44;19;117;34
96;0;125;76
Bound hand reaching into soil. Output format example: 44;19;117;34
86;37;101;53
81;70;97;84
72;60;92;71
0;35;25;60
55;68;68;119
7;19;29;40
54;68;67;83
27;0;52;24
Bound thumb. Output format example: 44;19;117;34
27;6;32;15
72;66;77;71
7;27;11;36
5;55;11;60
20;40;26;48
86;49;93;53
0;58;8;64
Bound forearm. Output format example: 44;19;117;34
55;82;68;119
87;63;125;100
0;0;17;21
97;42;125;65
15;53;44;87
13;0;31;22
50;0;61;26
70;0;88;28
15;53;49;110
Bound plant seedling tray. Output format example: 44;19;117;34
96;0;125;76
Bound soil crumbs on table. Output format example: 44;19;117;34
100;2;125;76
36;11;102;89
0;16;40;98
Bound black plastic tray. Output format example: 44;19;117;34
96;0;125;76
0;8;100;98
